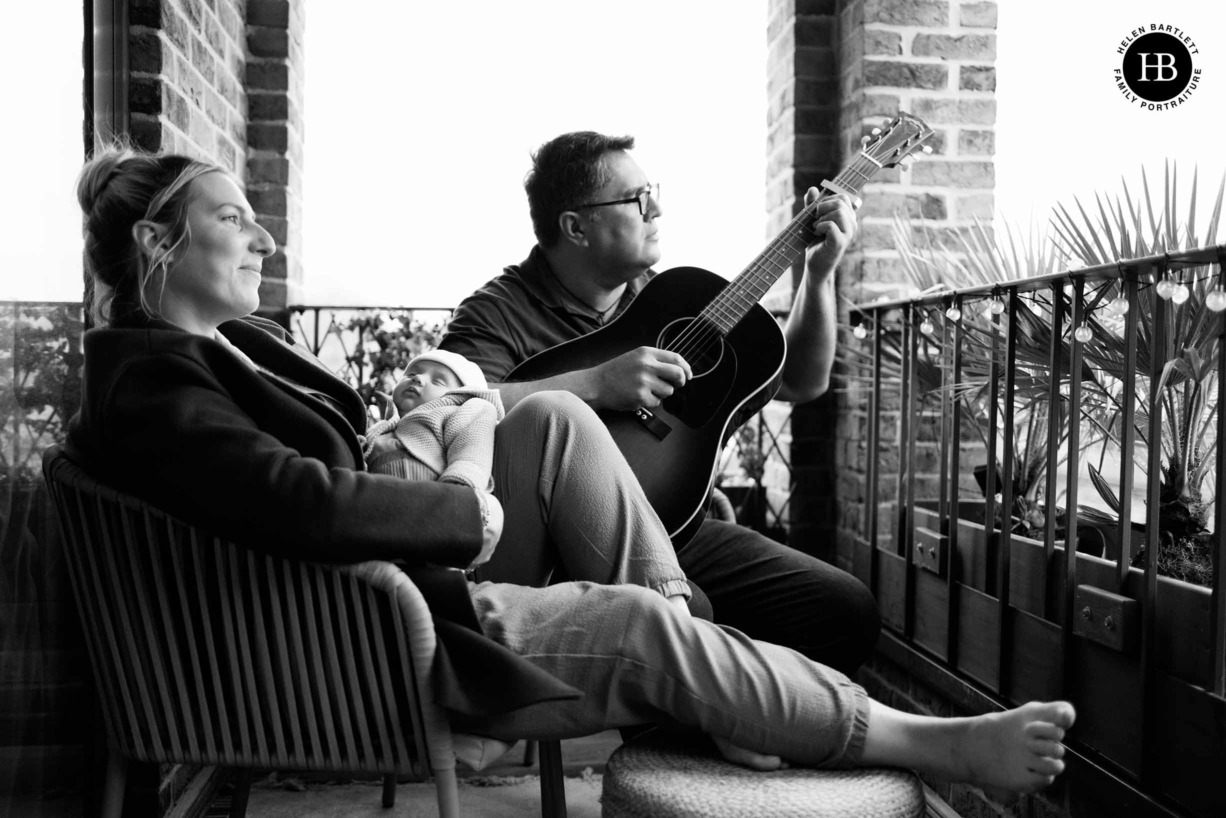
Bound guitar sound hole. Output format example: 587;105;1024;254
659;318;723;378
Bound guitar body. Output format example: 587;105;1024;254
508;267;786;545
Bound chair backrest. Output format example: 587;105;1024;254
41;444;458;777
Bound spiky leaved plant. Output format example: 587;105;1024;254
1051;162;1223;584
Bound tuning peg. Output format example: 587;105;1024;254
922;145;933;154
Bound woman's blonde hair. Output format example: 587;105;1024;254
77;142;225;326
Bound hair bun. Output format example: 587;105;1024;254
76;147;135;215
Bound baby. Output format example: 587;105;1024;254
363;349;503;492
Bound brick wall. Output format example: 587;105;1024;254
766;0;842;559
831;0;997;572
126;0;305;314
246;0;306;312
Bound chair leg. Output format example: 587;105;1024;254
100;751;127;818
229;769;252;818
433;766;460;818
538;739;567;818
522;739;538;766
382;773;396;808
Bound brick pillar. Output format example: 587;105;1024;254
246;0;306;315
766;0;844;560
123;0;305;317
830;0;998;569
128;0;250;170
766;0;998;565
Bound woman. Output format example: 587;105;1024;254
70;145;1075;791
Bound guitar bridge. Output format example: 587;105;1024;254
633;407;672;440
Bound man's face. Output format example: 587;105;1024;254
578;151;663;281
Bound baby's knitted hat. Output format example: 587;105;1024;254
394;349;488;405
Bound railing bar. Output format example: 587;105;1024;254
865;310;882;593
859;243;1226;312
1116;273;1141;591
946;296;964;667
902;304;921;641
1213;253;1226;696
1043;283;1064;604
984;304;1001;589
938;307;952;528
896;307;914;562
1140;272;1166;790
996;290;1019;698
1061;281;1086;705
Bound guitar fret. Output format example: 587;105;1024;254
691;119;932;343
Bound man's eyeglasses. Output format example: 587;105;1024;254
575;183;660;218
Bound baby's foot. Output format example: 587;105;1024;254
958;701;1076;794
712;735;787;771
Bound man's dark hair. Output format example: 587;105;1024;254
524;131;635;247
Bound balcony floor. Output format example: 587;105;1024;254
215;731;621;818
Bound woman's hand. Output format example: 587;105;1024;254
470;490;503;568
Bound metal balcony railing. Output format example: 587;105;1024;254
848;245;1226;818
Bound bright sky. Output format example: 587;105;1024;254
994;0;1225;236
3;0;1224;303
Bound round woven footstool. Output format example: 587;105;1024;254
601;734;924;818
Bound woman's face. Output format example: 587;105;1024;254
159;172;275;335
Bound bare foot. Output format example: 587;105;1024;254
712;735;788;771
862;699;1075;794
955;701;1076;794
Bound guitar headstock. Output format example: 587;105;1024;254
860;111;935;170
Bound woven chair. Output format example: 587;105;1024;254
42;444;568;818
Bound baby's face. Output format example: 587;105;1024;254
396;360;462;414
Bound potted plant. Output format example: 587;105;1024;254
1049;162;1222;587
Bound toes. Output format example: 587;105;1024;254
1027;737;1065;759
1028;755;1065;777
1025;721;1065;743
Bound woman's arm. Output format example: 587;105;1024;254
79;344;484;568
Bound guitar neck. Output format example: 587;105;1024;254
699;156;879;335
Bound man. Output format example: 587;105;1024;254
439;131;879;672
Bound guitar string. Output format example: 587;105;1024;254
665;129;925;365
666;156;880;364
668;186;839;362
674;143;905;354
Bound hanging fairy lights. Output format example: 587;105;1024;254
849;255;1226;345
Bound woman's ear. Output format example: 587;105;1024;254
131;220;169;258
558;211;587;247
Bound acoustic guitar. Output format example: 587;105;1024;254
508;112;935;545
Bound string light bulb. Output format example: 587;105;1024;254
1155;277;1176;299
919;317;935;336
1074;322;1093;343
853;323;869;340
990;298;1006;315
1105;295;1129;316
1171;281;1190;304
1206;289;1226;312
945;304;962;321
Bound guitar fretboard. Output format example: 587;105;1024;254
698;153;882;337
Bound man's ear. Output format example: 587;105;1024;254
131;220;169;258
557;211;587;247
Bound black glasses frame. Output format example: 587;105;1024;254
575;183;660;217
